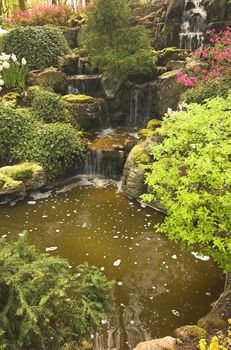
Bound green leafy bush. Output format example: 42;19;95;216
142;94;231;271
32;89;73;124
0;105;33;164
0;234;113;350
3;27;69;70
21;123;85;179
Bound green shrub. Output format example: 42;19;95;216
184;76;231;104
3;27;69;70
0;234;113;349
32;89;73;124
63;94;94;104
142;94;231;271
21;123;85;179
0;105;33;164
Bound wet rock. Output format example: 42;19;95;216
62;27;79;49
64;94;109;131
27;68;68;95
174;325;207;343
134;336;177;350
122;137;156;199
59;52;89;76
68;74;102;97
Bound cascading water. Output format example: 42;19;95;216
128;84;152;129
180;0;207;51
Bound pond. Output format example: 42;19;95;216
0;176;224;350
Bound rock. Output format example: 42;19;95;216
134;336;177;350
0;162;46;199
58;51;90;76
27;68;68;95
68;74;102;97
62;27;80;49
174;325;207;343
64;95;108;131
150;69;184;117
122;138;155;199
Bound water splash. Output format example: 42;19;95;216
180;0;207;51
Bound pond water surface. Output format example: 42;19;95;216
0;176;224;350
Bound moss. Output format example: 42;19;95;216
0;163;43;182
147;119;162;130
175;325;207;342
63;94;94;104
0;173;24;195
138;128;155;139
131;145;150;168
25;86;43;105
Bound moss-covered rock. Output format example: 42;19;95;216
174;325;207;343
138;128;155;139
27;68;68;95
63;94;94;104
147;119;162;130
0;162;46;198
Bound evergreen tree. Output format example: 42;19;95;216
83;0;155;82
0;234;114;350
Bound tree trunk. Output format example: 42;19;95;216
19;0;26;11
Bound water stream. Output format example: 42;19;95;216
0;177;224;350
180;0;207;51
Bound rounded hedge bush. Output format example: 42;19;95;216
3;27;69;70
0;106;33;164
32;89;73;124
22;123;85;179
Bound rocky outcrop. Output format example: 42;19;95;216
174;325;207;343
0;162;46;200
27;68;68;95
134;336;177;350
122;137;157;198
62;27;80;49
68;74;102;97
63;94;109;131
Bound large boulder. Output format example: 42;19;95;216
174;325;207;343
62;27;80;49
0;162;46;199
27;68;68;95
134;336;177;350
63;94;109;131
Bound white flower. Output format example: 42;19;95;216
21;58;27;65
0;66;3;72
2;61;10;69
11;54;17;62
1;53;10;61
0;79;4;86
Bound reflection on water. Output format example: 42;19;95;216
0;176;224;349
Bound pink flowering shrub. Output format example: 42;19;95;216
9;5;76;27
177;29;231;89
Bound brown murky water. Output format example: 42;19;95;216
0;176;224;349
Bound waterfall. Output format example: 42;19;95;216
81;149;123;178
180;0;207;51
128;85;152;130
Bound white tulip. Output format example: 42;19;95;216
0;79;4;86
2;61;10;69
21;58;27;65
0;66;3;72
11;54;17;62
2;54;10;61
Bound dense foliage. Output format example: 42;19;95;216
21;123;85;179
31;89;72;124
177;29;231;103
0;106;32;165
0;234;113;349
142;94;231;271
83;0;155;81
3;27;69;70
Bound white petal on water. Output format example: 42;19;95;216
46;246;57;252
1;234;7;238
192;252;210;261
100;267;105;271
28;201;36;205
118;281;123;286
82;223;88;228
113;259;121;267
172;309;180;317
172;255;177;259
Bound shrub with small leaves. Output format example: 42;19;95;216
2;27;69;70
21;123;85;179
0;105;33;165
0;233;114;350
31;89;73;124
142;93;231;271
